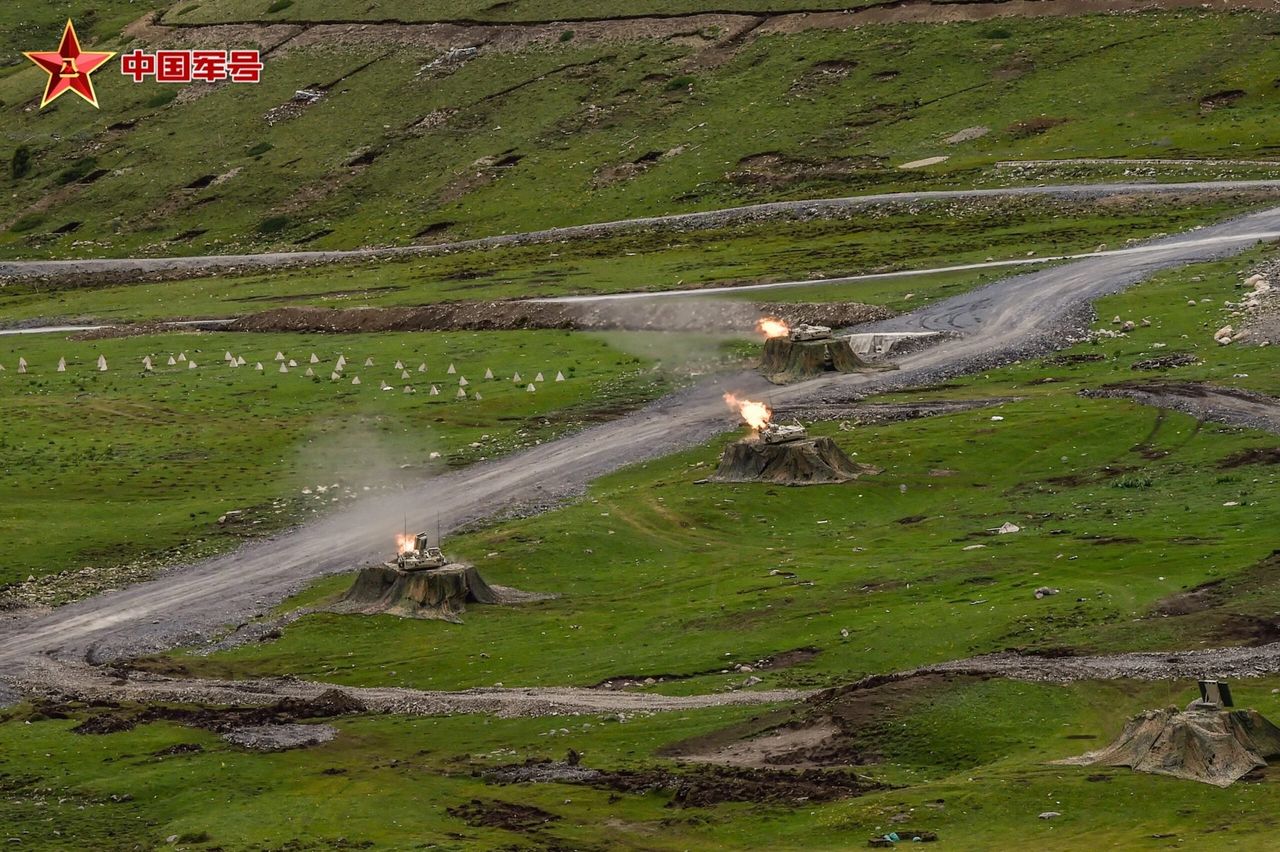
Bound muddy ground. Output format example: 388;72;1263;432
482;756;884;807
1082;381;1280;435
224;300;890;335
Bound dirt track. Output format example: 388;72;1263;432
19;660;807;719
1083;381;1280;435
4;181;1280;285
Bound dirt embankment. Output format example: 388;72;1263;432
226;300;891;334
1082;381;1280;435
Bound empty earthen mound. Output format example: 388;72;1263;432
334;563;548;623
711;437;880;486
1058;706;1280;787
760;336;870;385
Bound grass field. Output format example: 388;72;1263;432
1;193;1268;326
162;0;895;25
140;243;1276;688
5;13;1280;257
10;676;1280;850
0;328;680;592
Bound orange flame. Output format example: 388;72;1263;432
396;533;416;555
724;393;773;431
756;317;790;339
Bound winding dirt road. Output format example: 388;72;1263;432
3;201;1280;707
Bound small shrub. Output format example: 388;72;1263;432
146;90;178;109
54;157;97;186
9;213;47;233
246;141;273;157
267;0;294;11
10;145;32;180
664;75;696;92
559;30;575;42
256;215;291;235
1112;473;1153;489
985;26;1013;39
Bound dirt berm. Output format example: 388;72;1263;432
227;300;891;334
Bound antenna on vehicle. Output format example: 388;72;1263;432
436;514;442;548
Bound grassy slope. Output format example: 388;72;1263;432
4;13;1280;257
0;214;1277;852
0;329;675;589
1;193;1265;324
164;244;1280;693
165;0;886;25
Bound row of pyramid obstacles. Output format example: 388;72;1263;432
1;351;569;386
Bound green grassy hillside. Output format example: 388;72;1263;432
4;12;1280;258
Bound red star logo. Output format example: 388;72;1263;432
24;20;115;109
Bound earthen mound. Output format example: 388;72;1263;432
1058;706;1280;786
333;563;548;623
711;436;880;486
760;335;870;384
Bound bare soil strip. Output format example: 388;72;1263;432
20;660;808;719
1083;381;1280;435
223;300;890;334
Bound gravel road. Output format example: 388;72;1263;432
20;660;808;719
3;181;1279;283
3;202;1280;704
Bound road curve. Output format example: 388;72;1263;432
2;180;1279;282
3;203;1280;698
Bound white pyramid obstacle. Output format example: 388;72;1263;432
224;351;234;362
57;358;66;373
287;359;298;368
352;376;362;385
380;380;392;391
484;368;494;380
336;356;347;369
178;352;187;362
447;363;456;374
280;363;289;373
430;385;439;396
143;357;154;371
555;371;565;382
188;360;198;369
305;367;315;377
403;386;414;394
331;371;341;380
229;359;239;369
394;360;404;370
255;363;264;371
364;357;374;367
526;383;537;393
459;376;469;387
535;372;544;382
17;358;27;374
310;354;320;364
512;372;522;383
401;370;411;380
237;356;247;366
98;355;108;372
168;356;177;366
275;352;285;361
474;391;483;401
418;363;427;373
456;387;467;399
